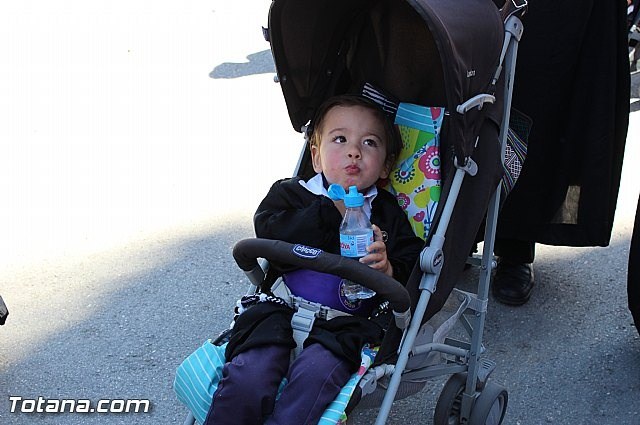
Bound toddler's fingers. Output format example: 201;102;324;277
360;251;392;276
361;253;384;268
367;240;386;254
372;224;383;241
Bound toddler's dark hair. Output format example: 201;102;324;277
309;94;402;170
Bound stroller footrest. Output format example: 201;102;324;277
476;358;497;386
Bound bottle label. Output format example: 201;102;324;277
340;231;374;258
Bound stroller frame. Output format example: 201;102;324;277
373;9;525;424
179;1;527;424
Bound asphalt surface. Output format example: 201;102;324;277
1;2;639;424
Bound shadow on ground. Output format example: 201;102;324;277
0;221;254;425
210;50;275;79
1;226;638;425
350;237;639;424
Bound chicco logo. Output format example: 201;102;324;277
292;244;323;259
433;252;444;268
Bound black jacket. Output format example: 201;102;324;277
226;177;423;370
253;177;423;284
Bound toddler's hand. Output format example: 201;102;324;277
361;225;393;277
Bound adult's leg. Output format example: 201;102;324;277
266;343;352;425
492;238;536;305
494;238;535;264
628;195;640;333
205;344;290;425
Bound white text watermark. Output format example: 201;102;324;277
9;396;152;414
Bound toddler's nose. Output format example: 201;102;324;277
347;147;362;159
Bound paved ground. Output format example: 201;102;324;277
1;1;639;424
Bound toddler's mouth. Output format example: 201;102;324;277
345;165;360;174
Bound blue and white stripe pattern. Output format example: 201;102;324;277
318;345;378;424
174;341;227;425
395;103;442;134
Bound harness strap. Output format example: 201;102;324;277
290;301;318;358
289;295;352;359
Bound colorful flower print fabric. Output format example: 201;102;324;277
386;103;445;240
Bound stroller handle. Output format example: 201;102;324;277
232;238;411;314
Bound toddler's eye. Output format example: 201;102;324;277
363;138;379;147
332;135;347;143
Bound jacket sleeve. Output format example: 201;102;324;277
253;178;343;253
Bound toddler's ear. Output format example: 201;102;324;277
311;145;323;173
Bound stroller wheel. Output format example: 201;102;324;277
433;373;467;425
468;381;508;425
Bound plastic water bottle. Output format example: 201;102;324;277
331;185;376;301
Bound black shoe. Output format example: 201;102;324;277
491;260;534;306
0;295;8;325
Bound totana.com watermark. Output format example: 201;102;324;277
9;396;151;414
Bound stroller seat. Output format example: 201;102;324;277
173;263;471;425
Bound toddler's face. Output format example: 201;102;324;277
311;105;389;191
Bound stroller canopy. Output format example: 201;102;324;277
268;0;505;160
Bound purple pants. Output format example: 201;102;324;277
205;343;352;425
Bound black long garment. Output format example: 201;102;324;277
629;196;640;333
225;177;424;371
496;0;630;246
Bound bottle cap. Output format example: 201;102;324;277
344;186;364;208
327;184;345;201
328;184;364;208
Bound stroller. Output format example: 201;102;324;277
175;0;528;423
